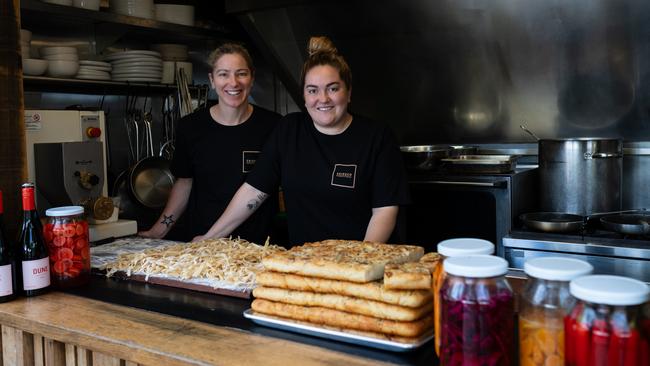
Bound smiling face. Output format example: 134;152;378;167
303;64;352;134
209;53;253;109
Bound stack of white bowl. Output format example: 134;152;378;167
110;0;154;19
154;3;195;26
151;44;190;84
77;60;112;80
21;29;49;76
104;50;162;82
41;46;80;78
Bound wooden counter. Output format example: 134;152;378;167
0;292;395;366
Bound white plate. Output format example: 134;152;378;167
112;73;162;79
112;77;162;82
79;66;112;72
112;68;162;74
80;60;111;67
77;71;111;77
243;310;434;352
76;74;111;80
104;50;161;61
109;57;161;64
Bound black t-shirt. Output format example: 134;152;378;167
247;112;410;245
171;105;281;243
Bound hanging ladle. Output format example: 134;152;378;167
520;124;540;141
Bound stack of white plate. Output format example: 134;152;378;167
110;0;154;19
104;50;162;82
77;60;111;80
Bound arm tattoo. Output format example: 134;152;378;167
161;214;176;227
246;193;268;211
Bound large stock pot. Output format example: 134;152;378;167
539;138;622;216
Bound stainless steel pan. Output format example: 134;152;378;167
600;214;650;236
520;212;584;233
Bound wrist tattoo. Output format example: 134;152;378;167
161;214;176;227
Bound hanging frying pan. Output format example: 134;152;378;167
519;212;585;233
600;214;650;236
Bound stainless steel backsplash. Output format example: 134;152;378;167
241;0;650;144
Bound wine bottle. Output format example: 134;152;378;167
0;190;17;302
18;183;50;296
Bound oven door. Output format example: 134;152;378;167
405;177;511;255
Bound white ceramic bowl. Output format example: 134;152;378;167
43;53;79;61
110;0;154;19
72;0;100;10
151;43;189;61
20;29;32;43
46;60;79;78
22;58;48;76
40;46;78;57
154;4;194;26
42;0;73;5
21;45;32;58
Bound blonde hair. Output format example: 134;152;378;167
300;36;351;90
207;43;255;75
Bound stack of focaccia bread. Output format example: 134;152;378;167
252;240;441;342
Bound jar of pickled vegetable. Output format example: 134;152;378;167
566;275;650;366
519;257;593;366
440;255;514;366
43;206;90;288
434;238;494;355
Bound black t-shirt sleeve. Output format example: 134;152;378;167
245;121;283;194
170;116;192;178
371;126;411;207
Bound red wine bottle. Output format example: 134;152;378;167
0;190;17;302
18;183;50;296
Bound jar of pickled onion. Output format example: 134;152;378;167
440;255;514;366
565;275;649;366
434;238;494;355
43;206;90;288
519;257;593;366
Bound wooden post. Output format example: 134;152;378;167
0;0;27;240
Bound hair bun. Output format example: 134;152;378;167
308;36;337;57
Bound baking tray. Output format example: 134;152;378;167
441;154;518;173
243;309;433;352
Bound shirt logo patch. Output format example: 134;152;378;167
331;164;357;189
242;151;260;173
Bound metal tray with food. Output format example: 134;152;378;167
440;154;518;173
243;309;433;352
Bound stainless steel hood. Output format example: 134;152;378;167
227;0;650;145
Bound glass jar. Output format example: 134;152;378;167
565;275;650;366
519;257;593;366
43;206;90;288
434;238;494;355
440;255;514;366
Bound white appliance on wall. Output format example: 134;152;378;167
24;109;137;241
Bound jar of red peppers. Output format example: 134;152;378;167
440;255;514;366
434;238;494;355
43;206;90;288
519;257;593;366
566;275;650;366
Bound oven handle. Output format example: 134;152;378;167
410;180;508;188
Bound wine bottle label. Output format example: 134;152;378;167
0;264;13;296
22;257;50;290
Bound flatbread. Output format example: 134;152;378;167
383;262;432;290
252;311;431;344
418;252;442;273
251;299;433;337
262;240;424;283
255;271;431;308
253;286;431;321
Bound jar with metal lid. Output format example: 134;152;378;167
43;206;90;288
565;275;650;366
440;255;514;365
519;257;593;366
434;238;494;355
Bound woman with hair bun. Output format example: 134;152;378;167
139;43;281;244
194;36;409;245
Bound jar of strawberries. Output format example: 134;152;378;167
43;206;90;288
565;275;650;366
